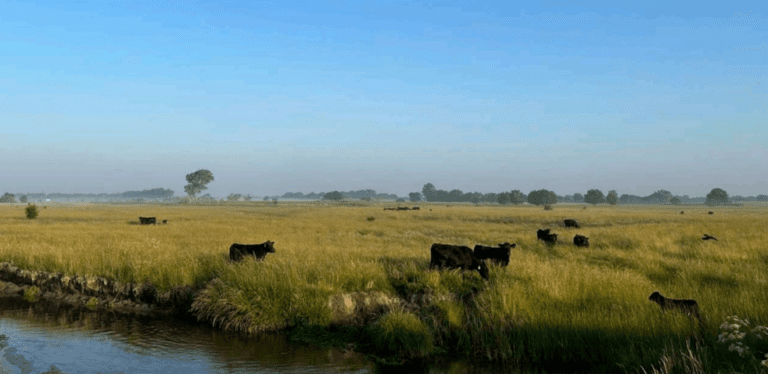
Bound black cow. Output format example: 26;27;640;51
564;219;579;228
397;207;409;211
543;233;558;244
708;211;714;215
412;206;420;210
680;211;684;215
573;234;589;247
474;242;515;267
702;234;718;241
536;228;551;241
430;243;489;280
162;219;168;224
229;241;276;262
648;291;701;323
139;216;156;225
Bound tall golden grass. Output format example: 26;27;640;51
1;201;767;369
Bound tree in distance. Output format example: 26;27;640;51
19;195;27;203
227;193;242;202
670;196;681;205
323;191;344;201
244;194;253;201
584;189;606;205
527;189;557;206
409;192;422;202
396;198;406;202
573;193;584;203
510;190;525;204
184;169;214;199
25;203;39;219
606;190;618;205
497;192;510;205
0;193;16;203
421;183;437;202
757;194;768;202
706;188;730;206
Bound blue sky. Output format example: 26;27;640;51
1;1;766;198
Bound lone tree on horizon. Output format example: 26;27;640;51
584;189;606;205
705;188;730;206
606;190;618;205
184;169;215;199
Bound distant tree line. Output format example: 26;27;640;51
8;188;175;202
280;189;401;201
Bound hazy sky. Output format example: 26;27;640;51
1;1;766;198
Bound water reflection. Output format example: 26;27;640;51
0;296;372;374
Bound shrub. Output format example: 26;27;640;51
543;204;553;210
23;286;40;302
367;217;376;221
369;311;434;358
25;203;39;219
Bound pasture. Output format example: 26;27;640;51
1;201;767;371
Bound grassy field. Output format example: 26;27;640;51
1;201;768;372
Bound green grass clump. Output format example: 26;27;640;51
369;311;434;359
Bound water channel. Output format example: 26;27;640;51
0;296;547;374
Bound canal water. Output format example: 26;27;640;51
0;296;375;374
0;296;582;374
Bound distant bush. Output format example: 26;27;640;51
323;191;344;201
19;195;27;203
543;204;553;210
25;203;39;219
0;192;16;203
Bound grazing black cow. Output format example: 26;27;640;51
139;216;156;225
573;234;589;247
708;211;714;215
397;207;409;211
564;219;579;228
412;206;420;210
430;243;489;280
536;228;551;241
542;233;558;244
383;208;395;211
648;291;701;323
229;241;276;262
680;211;684;215
702;234;718;241
473;242;515;267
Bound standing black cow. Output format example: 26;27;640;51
573;234;590;247
430;243;489;280
537;228;551;241
564;219;579;228
139;216;156;225
543;233;558;244
708;211;714;215
474;242;515;267
229;241;276;262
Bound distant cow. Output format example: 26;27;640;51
229;241;276;262
708;211;714;215
162;220;168;224
383;208;395;211
397;207;409;211
573;234;589;247
564;219;579;228
680;211;684;215
542;233;558;244
702;234;718;241
537;228;551;241
648;291;701;322
430;243;489;280
412;206;420;210
139;216;156;225
474;242;515;267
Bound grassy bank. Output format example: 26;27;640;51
1;201;767;371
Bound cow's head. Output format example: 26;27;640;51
475;259;490;280
265;241;276;253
